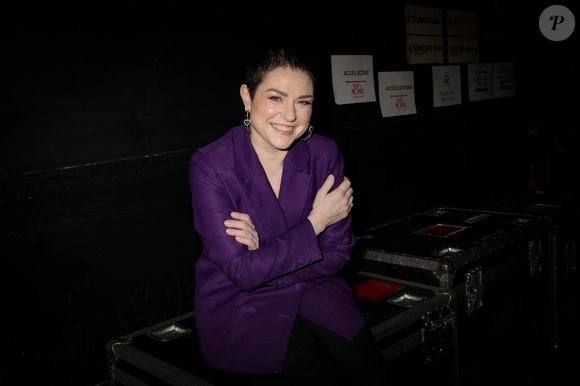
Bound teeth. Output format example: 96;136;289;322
272;123;293;132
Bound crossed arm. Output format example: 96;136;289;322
190;151;355;292
225;173;354;249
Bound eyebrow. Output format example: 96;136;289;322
265;88;314;99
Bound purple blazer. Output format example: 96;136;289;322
188;125;366;373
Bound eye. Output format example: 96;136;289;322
269;95;282;102
298;100;313;106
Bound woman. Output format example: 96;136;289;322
189;49;388;385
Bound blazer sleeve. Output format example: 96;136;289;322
189;151;324;292
274;142;356;289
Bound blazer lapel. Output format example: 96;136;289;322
279;141;312;228
233;127;288;239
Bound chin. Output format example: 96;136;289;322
267;136;294;149
272;143;293;151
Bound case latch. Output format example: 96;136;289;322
465;266;483;315
148;323;191;342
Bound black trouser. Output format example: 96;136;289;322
250;316;390;386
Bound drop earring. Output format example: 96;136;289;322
243;111;251;128
301;125;313;141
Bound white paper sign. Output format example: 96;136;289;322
406;35;444;64
493;63;515;98
468;63;493;101
406;5;443;35
447;9;478;37
432;66;462;107
448;37;479;63
330;55;376;105
378;71;417;117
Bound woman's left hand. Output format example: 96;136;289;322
224;211;260;250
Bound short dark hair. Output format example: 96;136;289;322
244;49;316;99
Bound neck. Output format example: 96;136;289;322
250;131;288;171
256;151;286;174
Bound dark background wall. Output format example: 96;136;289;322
2;1;577;384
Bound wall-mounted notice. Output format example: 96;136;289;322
447;9;478;37
378;71;417;117
493;63;515;98
406;5;442;35
407;35;444;64
406;4;443;64
448;37;479;63
447;9;479;63
331;55;376;105
432;65;462;107
468;63;492;101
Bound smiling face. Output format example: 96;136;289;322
241;66;314;156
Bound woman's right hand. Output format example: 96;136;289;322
225;211;260;250
308;175;354;236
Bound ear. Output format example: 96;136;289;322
240;84;252;112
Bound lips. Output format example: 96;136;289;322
271;123;295;136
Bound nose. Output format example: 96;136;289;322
281;101;297;122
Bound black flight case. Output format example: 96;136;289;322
352;206;551;386
107;278;454;385
106;311;245;386
487;191;579;352
349;272;454;385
